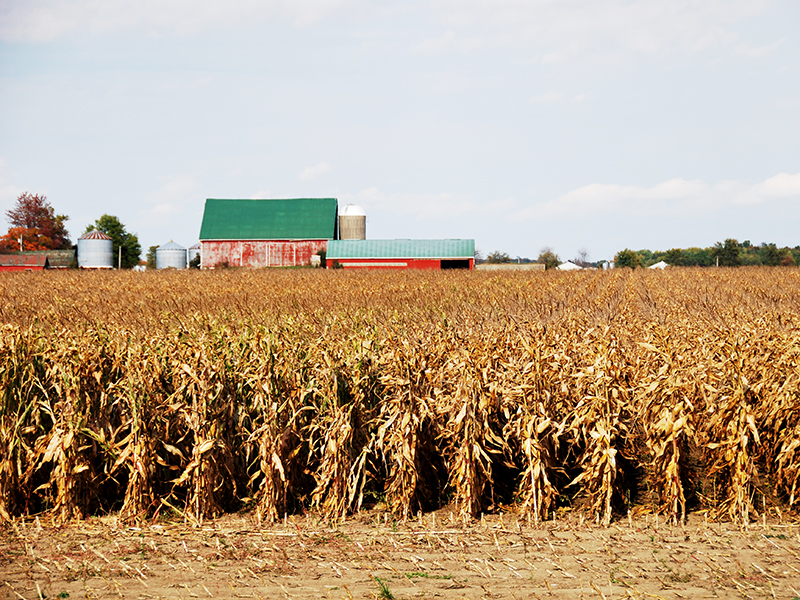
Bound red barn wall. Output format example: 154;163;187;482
0;265;46;272
201;240;327;268
332;258;474;270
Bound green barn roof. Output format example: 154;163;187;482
199;198;338;241
327;239;475;259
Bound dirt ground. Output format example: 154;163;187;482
2;508;800;600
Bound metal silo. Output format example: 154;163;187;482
156;241;188;269
338;204;366;240
188;242;201;266
78;230;114;269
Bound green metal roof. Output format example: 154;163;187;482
327;239;475;259
199;198;338;240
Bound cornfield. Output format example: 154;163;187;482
1;267;799;527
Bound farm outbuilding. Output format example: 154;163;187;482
0;254;50;272
15;250;74;269
198;198;338;268
557;261;583;270
326;239;475;270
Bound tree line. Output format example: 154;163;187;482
1;193;142;269
615;239;799;268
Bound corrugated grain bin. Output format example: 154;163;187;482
156;241;188;269
338;204;366;240
188;243;201;266
78;230;114;269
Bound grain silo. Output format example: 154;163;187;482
156;241;187;269
338;204;366;240
188;243;201;266
78;230;114;269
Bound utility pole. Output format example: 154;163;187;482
118;246;122;269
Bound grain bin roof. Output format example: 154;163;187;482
80;229;113;240
199;198;338;241
158;241;186;250
327;239;475;259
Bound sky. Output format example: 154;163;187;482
0;0;798;263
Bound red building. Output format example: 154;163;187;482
198;198;338;268
325;239;475;270
0;254;50;272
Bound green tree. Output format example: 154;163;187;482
664;248;685;266
636;248;654;266
614;249;641;269
537;247;561;270
84;215;141;269
683;247;713;266
713;238;741;267
146;245;158;269
487;251;511;264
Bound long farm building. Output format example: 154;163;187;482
326;239;474;269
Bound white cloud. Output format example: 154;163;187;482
298;162;332;181
0;0;778;67
736;38;785;58
530;91;562;105
416;30;457;54
141;175;203;217
517;172;800;220
529;91;587;105
752;172;800;197
0;0;355;42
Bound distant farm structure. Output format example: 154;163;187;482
327;239;474;270
0;249;75;272
199;198;337;269
197;198;475;270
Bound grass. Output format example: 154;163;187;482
372;575;395;600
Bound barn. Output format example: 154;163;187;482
198;198;338;268
0;254;50;272
326;239;475;270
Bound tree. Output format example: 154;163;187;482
614;249;641;269
4;192;71;249
574;248;590;268
664;248;685;266
537;247;561;270
146;245;158;269
85;215;141;269
683;247;713;267
487;251;511;264
712;238;741;267
0;227;49;252
474;248;485;264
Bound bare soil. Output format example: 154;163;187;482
2;509;800;600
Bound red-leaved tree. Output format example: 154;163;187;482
3;193;71;250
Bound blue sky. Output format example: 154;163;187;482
1;0;798;263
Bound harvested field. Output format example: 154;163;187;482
2;510;800;599
1;267;799;531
